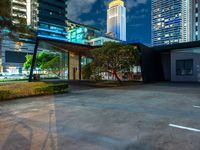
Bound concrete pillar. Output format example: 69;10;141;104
69;52;81;80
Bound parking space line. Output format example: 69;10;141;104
193;106;200;109
169;124;200;132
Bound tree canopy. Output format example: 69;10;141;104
91;42;140;82
24;51;66;77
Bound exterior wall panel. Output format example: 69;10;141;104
171;49;200;82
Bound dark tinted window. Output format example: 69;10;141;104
176;59;193;76
5;51;31;63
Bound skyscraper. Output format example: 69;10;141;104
190;0;200;41
107;0;126;41
152;0;200;46
11;0;38;27
37;0;68;40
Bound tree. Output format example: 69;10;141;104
24;51;66;77
0;0;34;41
91;42;140;82
42;55;65;77
24;55;34;71
82;63;93;80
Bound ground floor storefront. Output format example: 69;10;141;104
28;38;143;82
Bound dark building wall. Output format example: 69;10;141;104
161;53;171;81
38;0;67;26
5;51;31;64
139;45;164;83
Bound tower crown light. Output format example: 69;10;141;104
109;0;124;8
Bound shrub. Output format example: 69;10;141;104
48;84;69;93
0;82;69;101
34;86;54;95
35;83;68;95
82;63;92;80
0;90;11;100
91;74;102;81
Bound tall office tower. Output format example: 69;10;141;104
37;0;68;40
152;0;200;46
152;0;183;46
11;0;38;27
107;0;126;41
190;0;200;41
29;0;38;28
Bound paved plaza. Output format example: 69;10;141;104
0;83;200;150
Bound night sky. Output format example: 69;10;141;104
67;0;151;45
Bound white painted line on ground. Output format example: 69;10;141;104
193;106;200;109
169;124;200;132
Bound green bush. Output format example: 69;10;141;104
34;86;54;95
91;74;102;81
48;84;69;93
0;90;11;100
35;84;68;95
82;63;92;80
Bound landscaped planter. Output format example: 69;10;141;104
0;82;69;101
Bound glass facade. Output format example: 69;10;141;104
191;0;200;41
33;42;69;79
0;0;69;79
81;56;92;68
37;0;68;41
67;27;88;44
38;22;67;41
152;0;200;46
89;36;119;46
67;24;101;45
176;59;193;76
152;0;183;46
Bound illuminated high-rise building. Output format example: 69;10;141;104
190;0;200;41
10;0;38;27
37;0;68;40
107;0;126;41
152;0;200;46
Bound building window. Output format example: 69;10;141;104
196;17;199;22
40;23;49;29
176;59;193;76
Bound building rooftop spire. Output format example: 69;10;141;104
109;0;124;8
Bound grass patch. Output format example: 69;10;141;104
0;82;68;101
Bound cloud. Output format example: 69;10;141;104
81;20;96;26
127;8;149;23
67;0;97;22
126;0;148;11
128;23;143;28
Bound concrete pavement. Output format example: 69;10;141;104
0;83;200;150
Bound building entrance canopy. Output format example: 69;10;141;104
29;36;98;81
37;37;96;56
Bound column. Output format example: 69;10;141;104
69;52;81;80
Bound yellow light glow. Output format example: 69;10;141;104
109;0;124;8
